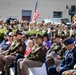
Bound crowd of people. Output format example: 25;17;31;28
0;19;76;75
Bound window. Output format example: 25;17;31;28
53;11;62;18
22;10;31;21
71;5;76;12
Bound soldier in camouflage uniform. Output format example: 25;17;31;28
17;34;47;75
0;30;26;75
45;35;66;72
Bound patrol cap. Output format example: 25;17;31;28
35;34;43;39
64;38;74;45
43;33;48;37
55;34;60;38
14;30;22;36
54;34;61;39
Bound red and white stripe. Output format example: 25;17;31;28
73;14;76;23
33;10;39;22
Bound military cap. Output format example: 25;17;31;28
54;34;61;39
43;33;48;37
56;34;61;38
14;30;22;36
35;34;43;39
52;34;60;40
64;38;74;45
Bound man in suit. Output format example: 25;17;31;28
48;38;76;75
17;34;47;75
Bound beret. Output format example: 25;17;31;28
64;38;74;45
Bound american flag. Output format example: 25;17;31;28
73;14;76;23
33;1;39;22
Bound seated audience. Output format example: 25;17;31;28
0;32;8;47
43;33;51;50
0;30;26;75
17;34;47;75
45;34;66;72
12;39;34;75
0;32;14;53
48;38;76;75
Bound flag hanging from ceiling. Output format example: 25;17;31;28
33;0;39;22
73;14;76;23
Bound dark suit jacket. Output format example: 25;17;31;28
59;47;76;69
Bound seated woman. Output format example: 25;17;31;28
0;32;14;53
0;32;8;47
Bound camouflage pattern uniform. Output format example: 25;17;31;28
0;39;26;75
7;39;26;56
27;43;47;63
47;42;66;59
17;43;47;75
46;42;66;69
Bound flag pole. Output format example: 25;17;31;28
32;0;39;22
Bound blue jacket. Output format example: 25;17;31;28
59;47;76;69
